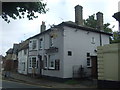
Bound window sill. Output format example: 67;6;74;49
48;67;55;70
43;67;48;70
87;66;92;68
39;48;43;50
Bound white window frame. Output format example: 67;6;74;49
29;56;37;68
44;55;48;69
91;37;95;44
32;40;37;50
48;54;55;69
50;35;54;47
22;62;25;71
39;38;43;49
29;57;32;68
24;49;27;55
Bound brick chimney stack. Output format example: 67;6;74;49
40;21;46;33
75;5;83;25
96;12;104;30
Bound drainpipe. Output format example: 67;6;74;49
100;33;102;46
26;48;28;75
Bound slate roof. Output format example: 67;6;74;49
18;40;29;51
59;21;112;36
13;44;19;54
27;21;112;40
6;48;13;54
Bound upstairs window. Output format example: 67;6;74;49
32;40;37;49
87;52;90;57
39;38;43;49
24;49;27;55
50;36;54;47
68;51;72;56
91;37;95;44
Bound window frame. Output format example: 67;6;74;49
68;51;72;56
39;38;43;49
87;58;91;67
86;52;91;67
48;54;55;70
24;49;27;55
32;40;37;50
50;35;54;47
29;57;32;68
44;55;48;69
29;56;37;68
91;37;95;44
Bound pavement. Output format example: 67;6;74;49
2;71;97;88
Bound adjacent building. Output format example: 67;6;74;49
18;40;29;75
5;44;19;72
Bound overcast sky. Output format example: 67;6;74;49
0;0;120;56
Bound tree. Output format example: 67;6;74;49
84;14;112;33
111;31;120;43
84;14;97;29
83;14;120;43
2;2;48;23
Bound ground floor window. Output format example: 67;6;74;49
22;62;25;71
48;54;55;69
44;55;47;69
55;59;60;70
29;56;37;68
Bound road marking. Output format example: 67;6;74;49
2;79;52;88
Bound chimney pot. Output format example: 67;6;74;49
40;21;46;33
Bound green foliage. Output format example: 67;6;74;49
84;14;97;29
103;23;112;33
111;31;120;43
84;14;112;33
84;14;120;43
2;2;48;23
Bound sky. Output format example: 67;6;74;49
0;0;120;56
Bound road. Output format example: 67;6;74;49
1;79;50;89
0;79;61;90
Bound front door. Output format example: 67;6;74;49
91;56;98;79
